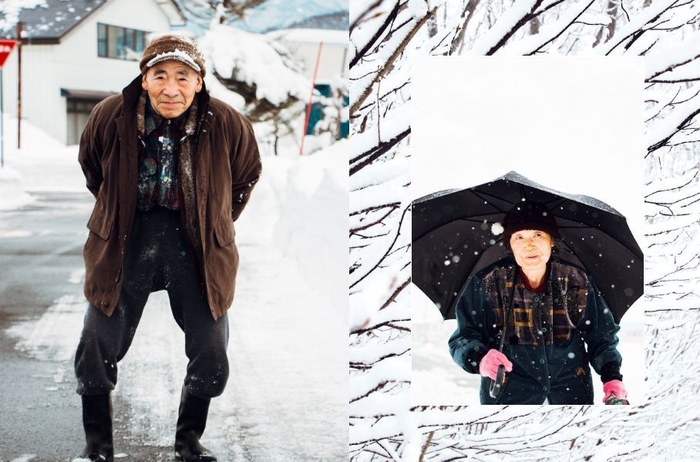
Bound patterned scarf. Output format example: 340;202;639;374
136;91;201;255
483;260;590;346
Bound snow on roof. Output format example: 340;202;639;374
0;0;185;42
0;0;103;41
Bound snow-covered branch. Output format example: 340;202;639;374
350;5;437;115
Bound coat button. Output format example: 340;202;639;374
101;300;109;308
539;359;545;364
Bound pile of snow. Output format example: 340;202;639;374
0;164;33;210
0;115;85;205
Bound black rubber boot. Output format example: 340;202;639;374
80;394;114;462
174;387;217;462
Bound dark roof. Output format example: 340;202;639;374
0;0;106;43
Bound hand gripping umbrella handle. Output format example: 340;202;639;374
489;365;506;399
489;269;517;401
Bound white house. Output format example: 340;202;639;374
267;28;348;83
0;0;186;145
267;28;348;139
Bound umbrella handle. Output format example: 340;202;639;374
488;365;506;400
604;396;630;405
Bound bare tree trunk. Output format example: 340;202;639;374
593;0;618;46
450;0;481;55
530;15;541;36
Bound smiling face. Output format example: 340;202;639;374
141;61;202;119
509;229;554;273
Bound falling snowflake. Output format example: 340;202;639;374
491;222;504;235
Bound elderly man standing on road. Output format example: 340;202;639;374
74;34;262;462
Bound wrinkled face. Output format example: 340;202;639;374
141;61;202;119
509;229;553;271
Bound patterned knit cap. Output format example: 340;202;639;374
139;34;206;78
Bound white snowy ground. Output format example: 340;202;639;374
0;117;348;460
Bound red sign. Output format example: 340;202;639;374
0;39;17;68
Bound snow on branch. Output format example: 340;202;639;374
590;0;681;56
466;0;543;55
495;0;594;55
644;32;700;82
645;95;700;154
350;4;437;115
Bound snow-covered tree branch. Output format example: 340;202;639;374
349;0;700;459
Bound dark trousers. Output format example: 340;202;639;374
75;207;229;399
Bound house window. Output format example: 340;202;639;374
97;23;148;60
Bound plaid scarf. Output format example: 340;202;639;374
483;260;590;346
136;91;201;254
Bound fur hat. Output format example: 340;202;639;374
502;201;560;244
140;34;206;78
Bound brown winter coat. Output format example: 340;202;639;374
79;76;261;320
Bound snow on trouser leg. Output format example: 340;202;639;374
179;309;230;399
74;300;145;396
174;386;217;462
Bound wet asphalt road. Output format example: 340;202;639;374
0;193;219;461
0;192;191;461
0;191;92;461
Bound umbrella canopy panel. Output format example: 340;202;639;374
412;171;643;322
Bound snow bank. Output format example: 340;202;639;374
0;116;85;207
237;140;349;314
0;165;34;210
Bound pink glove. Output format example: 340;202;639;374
479;349;513;379
603;380;627;403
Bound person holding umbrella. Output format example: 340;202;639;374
447;201;628;405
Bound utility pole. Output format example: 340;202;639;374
17;21;22;150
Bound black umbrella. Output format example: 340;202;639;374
412;171;643;323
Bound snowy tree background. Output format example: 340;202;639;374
177;0;344;155
350;0;700;460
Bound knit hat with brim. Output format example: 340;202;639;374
502;201;560;244
140;34;206;78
